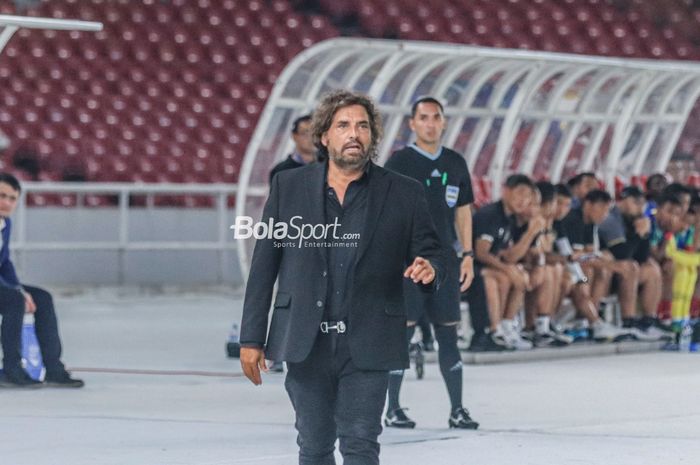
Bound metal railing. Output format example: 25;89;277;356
15;182;239;285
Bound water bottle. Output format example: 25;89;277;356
22;314;45;381
679;321;693;352
226;322;241;358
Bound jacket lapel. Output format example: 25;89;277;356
356;163;391;263
304;162;328;266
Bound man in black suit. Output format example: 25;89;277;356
238;90;445;465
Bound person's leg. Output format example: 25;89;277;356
385;325;416;428
433;324;462;410
464;267;491;335
610;260;639;320
0;286;26;374
481;268;508;331
503;269;527;321
335;339;389;465
285;336;338;465
659;259;674;321
639;260;662;318
434;323;478;428
587;262;612;309
416;313;433;349
22;285;66;376
524;265;548;326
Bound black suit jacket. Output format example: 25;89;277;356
240;161;445;371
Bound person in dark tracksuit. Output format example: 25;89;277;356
269;114;316;183
383;96;479;430
0;172;83;389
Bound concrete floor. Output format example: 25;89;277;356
1;290;699;465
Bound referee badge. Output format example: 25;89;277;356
445;185;460;208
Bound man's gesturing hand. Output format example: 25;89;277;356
404;256;436;285
240;347;267;385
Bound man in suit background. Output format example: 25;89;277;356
237;90;445;465
268;114;316;184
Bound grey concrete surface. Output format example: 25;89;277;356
1;291;699;465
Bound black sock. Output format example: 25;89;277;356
435;324;463;412
640;316;656;329
387;325;416;412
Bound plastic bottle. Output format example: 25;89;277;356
679;321;693;352
21;314;45;381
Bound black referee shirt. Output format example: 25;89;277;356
385;144;474;251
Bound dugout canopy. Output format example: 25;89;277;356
238;39;700;272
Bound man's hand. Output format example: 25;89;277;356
459;256;474;292
528;215;547;234
404;257;436;285
240;347;267;386
22;291;36;314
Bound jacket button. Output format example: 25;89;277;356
322;271;327;277
316;300;323;308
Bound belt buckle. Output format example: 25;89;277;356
320;321;346;334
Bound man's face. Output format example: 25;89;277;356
555;195;572;221
656;202;683;232
409;102;445;147
540;200;556;221
292;120;315;156
504;185;533;216
584;201;610;225
575;176;599;199
0;182;19;218
619;196;644;218
321;104;373;171
647;175;668;196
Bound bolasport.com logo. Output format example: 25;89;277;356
230;216;360;248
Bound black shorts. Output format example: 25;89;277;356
404;255;461;325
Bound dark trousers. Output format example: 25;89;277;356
285;333;389;465
0;284;65;375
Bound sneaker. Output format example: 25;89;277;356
591;320;630;342
448;407;479;429
624;326;665;342
384;408;416;429
467;332;511;352
0;369;43;389
422;340;435;352
44;371;84;388
500;320;533;350
534;329;574;347
644;323;675;341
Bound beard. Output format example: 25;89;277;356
328;142;372;171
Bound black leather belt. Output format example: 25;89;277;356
319;320;347;334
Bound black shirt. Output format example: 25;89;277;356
385;145;474;251
324;168;368;322
472;200;515;266
559;208;598;251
